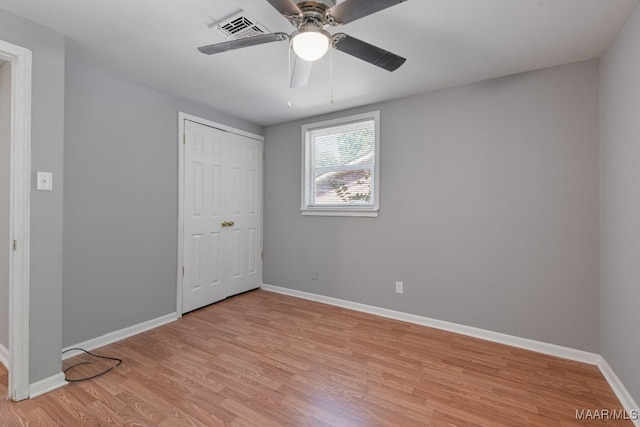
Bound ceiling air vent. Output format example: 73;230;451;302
209;10;270;41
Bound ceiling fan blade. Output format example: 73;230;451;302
326;0;407;25
198;32;288;55
265;0;303;17
290;56;313;88
332;34;406;71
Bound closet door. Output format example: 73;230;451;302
182;119;262;314
225;132;262;296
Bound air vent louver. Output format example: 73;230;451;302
209;10;270;41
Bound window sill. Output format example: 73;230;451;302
301;208;379;218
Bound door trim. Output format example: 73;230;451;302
0;39;32;401
177;112;263;316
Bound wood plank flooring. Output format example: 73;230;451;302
0;289;632;426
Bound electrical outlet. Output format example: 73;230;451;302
312;269;318;280
395;281;404;294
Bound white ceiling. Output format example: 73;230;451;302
0;0;637;126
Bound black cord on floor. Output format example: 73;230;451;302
61;348;122;382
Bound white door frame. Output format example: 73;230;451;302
0;40;32;401
177;112;263;316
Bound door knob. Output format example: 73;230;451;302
221;221;235;227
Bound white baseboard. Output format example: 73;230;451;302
261;284;600;365
29;372;67;398
62;312;179;360
25;313;179;400
262;284;640;424
0;342;8;369
597;357;640;427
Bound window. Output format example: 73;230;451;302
301;111;380;217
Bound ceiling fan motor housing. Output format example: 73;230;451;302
296;0;337;10
286;1;338;28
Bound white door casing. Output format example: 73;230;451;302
178;114;263;314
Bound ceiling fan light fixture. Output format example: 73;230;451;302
291;27;331;62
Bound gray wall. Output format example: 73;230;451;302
0;9;66;383
0;61;10;352
600;3;640;403
264;60;601;352
62;60;262;346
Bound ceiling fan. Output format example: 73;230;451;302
198;0;408;87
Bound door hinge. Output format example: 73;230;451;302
182;266;185;277
261;251;264;259
262;151;265;160
13;240;17;251
183;134;186;145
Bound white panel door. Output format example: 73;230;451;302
226;132;262;296
183;120;226;313
182;119;262;313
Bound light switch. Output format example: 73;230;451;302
36;172;53;191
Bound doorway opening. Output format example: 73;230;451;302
1;57;11;399
0;39;33;401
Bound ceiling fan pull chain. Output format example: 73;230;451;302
329;45;334;104
287;43;292;108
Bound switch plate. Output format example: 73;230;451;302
311;269;319;280
36;172;53;191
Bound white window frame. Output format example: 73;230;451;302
301;110;380;217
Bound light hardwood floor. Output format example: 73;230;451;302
0;289;632;426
